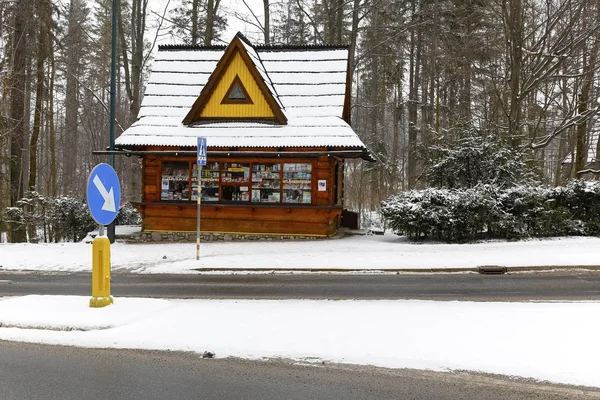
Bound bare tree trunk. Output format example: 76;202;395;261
191;0;199;45
131;0;145;119
9;0;29;242
63;0;84;195
348;0;360;73
321;0;343;44
390;81;402;194
407;5;421;189
460;60;472;122
118;4;133;105
48;47;56;197
205;0;215;46
503;0;523;145
29;0;50;191
555;67;569;185
263;0;270;45
334;0;343;43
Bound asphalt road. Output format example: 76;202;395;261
1;270;600;300
1;341;597;400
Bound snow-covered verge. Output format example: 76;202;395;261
0;295;598;388
1;234;600;273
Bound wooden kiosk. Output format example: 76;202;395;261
114;33;372;238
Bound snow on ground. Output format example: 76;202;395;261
1;231;600;273
2;231;600;388
0;295;599;388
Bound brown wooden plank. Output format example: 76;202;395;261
315;170;329;179
144;215;332;236
144;185;157;194
147;158;159;165
141;203;341;236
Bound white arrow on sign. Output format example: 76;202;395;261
93;175;116;212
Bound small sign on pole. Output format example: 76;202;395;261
197;137;207;166
197;137;207;260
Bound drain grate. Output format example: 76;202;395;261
478;265;507;275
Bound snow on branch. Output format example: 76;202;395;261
530;106;600;150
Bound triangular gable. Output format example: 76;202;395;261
183;34;287;125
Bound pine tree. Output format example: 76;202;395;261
169;0;227;45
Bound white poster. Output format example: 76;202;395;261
318;180;326;191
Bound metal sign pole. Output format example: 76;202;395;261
107;0;118;245
196;165;202;260
196;137;206;261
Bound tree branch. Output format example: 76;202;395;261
58;66;125;133
143;0;171;68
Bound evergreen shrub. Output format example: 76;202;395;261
0;193;140;243
381;180;600;242
116;203;142;225
51;196;97;242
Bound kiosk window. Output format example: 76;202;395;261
159;161;313;205
282;163;312;204
161;161;190;201
251;163;281;203
222;162;250;202
197;162;220;201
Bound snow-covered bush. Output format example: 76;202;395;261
2;194;144;243
382;181;600;242
16;191;55;243
2;194;96;243
497;186;580;238
116;203;142;225
51;196;97;242
449;186;502;241
559;180;600;235
381;187;500;242
2;207;25;240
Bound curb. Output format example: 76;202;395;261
506;265;600;272
192;265;600;274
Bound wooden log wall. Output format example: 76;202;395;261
140;204;341;236
136;149;345;236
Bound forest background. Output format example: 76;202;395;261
1;0;599;242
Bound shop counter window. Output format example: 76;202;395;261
161;161;190;201
222;185;250;202
197;162;220;201
252;163;281;203
159;160;313;205
222;162;250;202
222;162;250;183
282;163;312;203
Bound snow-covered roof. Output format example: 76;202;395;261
116;33;367;154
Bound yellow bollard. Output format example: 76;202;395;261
89;236;114;308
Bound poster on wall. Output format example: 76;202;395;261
318;180;326;191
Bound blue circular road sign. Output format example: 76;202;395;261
87;163;121;225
